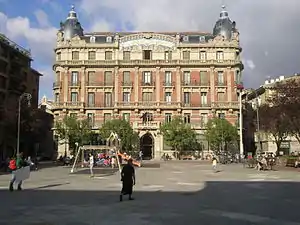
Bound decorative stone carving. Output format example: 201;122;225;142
232;31;239;42
57;31;63;42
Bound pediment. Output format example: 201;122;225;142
119;33;177;51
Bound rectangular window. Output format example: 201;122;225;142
123;113;130;122
201;92;207;105
55;93;59;102
70;92;78;102
235;70;240;83
104;92;112;107
165;92;172;103
123;71;131;85
218;113;225;119
143;50;152;60
104;113;111;122
165;113;172;123
70;113;77;117
218;71;224;85
104;71;113;85
201;113;208;126
200;51;206;61
142;92;152;102
184;113;191;124
87;71;95;85
87;92;95;106
57;52;61;61
87;113;94;127
164;51;172;60
216;51;224;62
123;51;131;60
105;51;113;60
143;71;152;85
123;92;130;103
183;92;190;104
200;71;208;85
72;51;79;60
71;71;78;86
183;71;190;85
164;71;172;86
88;51;96;60
182;51;190;60
217;92;225;101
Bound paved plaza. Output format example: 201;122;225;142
0;161;300;224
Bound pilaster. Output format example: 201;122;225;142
134;67;139;102
176;66;181;103
155;67;160;102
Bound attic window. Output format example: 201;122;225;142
183;36;189;42
199;36;205;42
90;36;96;43
106;36;112;43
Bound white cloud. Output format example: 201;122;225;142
0;12;57;65
34;9;51;27
245;60;256;70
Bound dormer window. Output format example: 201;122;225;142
199;36;205;42
90;36;96;43
106;36;112;43
183;36;189;42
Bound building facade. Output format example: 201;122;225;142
245;75;300;154
0;33;41;159
53;6;243;159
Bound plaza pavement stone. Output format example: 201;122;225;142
0;162;300;224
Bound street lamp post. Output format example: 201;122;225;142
17;93;32;156
238;90;244;158
255;93;261;154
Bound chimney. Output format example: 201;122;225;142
264;80;269;85
275;78;279;82
279;76;284;80
270;79;275;83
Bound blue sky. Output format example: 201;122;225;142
0;0;299;101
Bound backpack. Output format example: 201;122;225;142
9;159;17;170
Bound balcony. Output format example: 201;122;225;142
159;101;180;108
53;81;61;89
140;81;155;87
68;81;80;87
182;80;200;86
54;59;242;67
116;102;136;108
162;82;175;87
85;102;114;108
212;101;239;109
85;81;114;87
215;81;227;87
182;103;211;108
137;121;159;130
121;81;133;87
52;101;85;109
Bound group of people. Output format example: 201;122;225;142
87;153;117;177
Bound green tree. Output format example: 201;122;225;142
205;117;239;153
55;115;93;153
99;119;139;155
160;116;201;157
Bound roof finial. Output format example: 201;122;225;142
67;4;77;19
220;4;229;19
222;5;226;10
71;5;75;11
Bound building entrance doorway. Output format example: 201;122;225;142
140;133;154;160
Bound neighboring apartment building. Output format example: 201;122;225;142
52;6;243;159
0;33;41;159
245;75;300;154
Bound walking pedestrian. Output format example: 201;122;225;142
9;152;25;191
120;159;135;201
212;156;218;173
89;153;94;178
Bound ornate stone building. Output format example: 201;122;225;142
53;6;243;159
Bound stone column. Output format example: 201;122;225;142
80;67;86;102
63;67;69;103
114;66;119;105
156;67;160;102
134;67;139;102
227;67;232;102
210;67;215;103
176;66;181;103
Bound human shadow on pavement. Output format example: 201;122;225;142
0;181;300;225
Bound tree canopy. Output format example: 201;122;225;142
55;115;93;151
205;117;238;153
160;116;201;156
99;119;139;155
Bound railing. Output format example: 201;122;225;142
85;103;114;108
85;81;114;86
137;121;160;129
52;102;85;109
162;82;175;87
53;82;61;88
215;81;227;86
140;81;155;86
0;33;31;57
68;81;80;87
211;101;239;109
54;59;242;67
121;81;133;86
181;103;211;108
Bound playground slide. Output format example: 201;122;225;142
118;153;141;167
